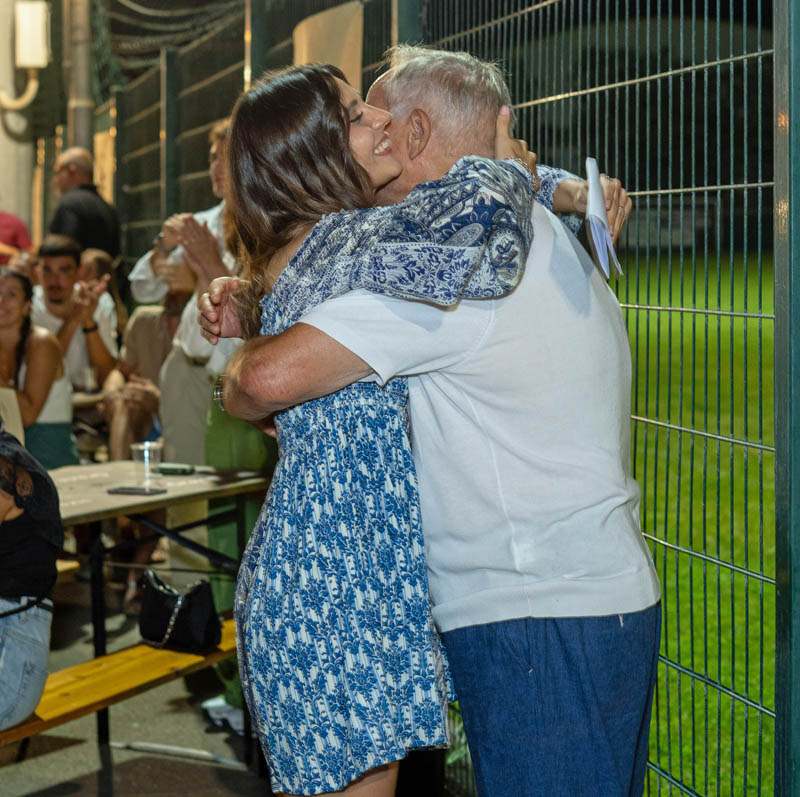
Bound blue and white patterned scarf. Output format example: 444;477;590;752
262;157;561;332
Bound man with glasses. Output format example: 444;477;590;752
50;147;120;260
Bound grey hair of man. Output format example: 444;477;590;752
59;146;94;178
382;44;513;157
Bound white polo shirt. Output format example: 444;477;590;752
301;202;660;633
128;201;231;305
128;201;241;369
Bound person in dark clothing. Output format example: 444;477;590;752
50;147;120;259
0;427;62;730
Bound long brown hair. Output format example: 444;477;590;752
0;268;33;388
227;64;374;336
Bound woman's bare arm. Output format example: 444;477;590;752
16;328;62;427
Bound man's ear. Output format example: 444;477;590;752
406;108;432;160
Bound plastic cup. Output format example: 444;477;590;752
130;441;163;485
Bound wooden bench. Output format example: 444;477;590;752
55;559;80;584
0;618;237;747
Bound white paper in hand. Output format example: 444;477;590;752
585;156;623;279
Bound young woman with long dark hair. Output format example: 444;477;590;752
0;268;77;468
216;64;539;796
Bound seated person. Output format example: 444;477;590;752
31;235;118;394
101;291;187;612
101;291;187;460
78;248;128;344
0;268;78;469
129;119;235;465
0;426;63;730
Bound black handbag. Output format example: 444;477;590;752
138;568;222;651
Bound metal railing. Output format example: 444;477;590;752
43;1;784;791
420;2;776;794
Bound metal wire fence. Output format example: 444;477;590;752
75;2;780;792
420;1;775;794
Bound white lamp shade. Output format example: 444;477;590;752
15;1;51;69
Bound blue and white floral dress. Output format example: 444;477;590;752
234;158;567;795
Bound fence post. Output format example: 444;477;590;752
245;0;267;89
159;48;178;220
774;0;800;792
391;0;421;46
65;0;93;149
111;86;126;256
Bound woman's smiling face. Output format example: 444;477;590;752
337;78;402;190
0;275;30;329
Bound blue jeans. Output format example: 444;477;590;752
0;597;52;730
442;603;661;797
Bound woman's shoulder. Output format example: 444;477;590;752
28;324;59;346
26;326;62;358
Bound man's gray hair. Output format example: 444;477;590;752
60;147;94;177
382;45;512;155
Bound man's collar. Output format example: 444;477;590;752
69;183;99;194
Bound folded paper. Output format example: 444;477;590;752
585;156;623;279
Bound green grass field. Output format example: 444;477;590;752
443;250;775;796
622;251;775;796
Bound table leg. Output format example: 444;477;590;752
90;535;110;745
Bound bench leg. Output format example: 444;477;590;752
242;705;272;787
257;745;269;783
89;537;108;658
15;737;30;762
243;708;253;765
97;707;110;746
90;537;111;747
98;740;113;794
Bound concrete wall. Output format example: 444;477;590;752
0;0;36;232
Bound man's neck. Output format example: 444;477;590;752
66;180;93;193
376;152;460;206
46;299;73;320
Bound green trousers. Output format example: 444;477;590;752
204;398;278;708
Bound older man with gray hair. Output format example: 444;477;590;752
50;147;120;259
203;46;660;796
